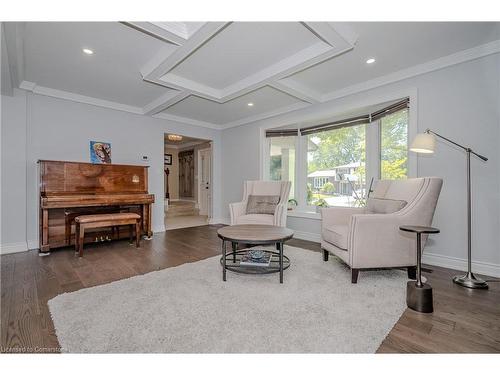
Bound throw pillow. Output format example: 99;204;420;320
246;195;280;215
365;197;407;214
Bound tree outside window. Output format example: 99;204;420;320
307;124;366;207
380;109;408;180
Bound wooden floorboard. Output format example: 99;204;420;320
1;224;499;353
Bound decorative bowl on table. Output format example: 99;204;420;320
248;249;265;259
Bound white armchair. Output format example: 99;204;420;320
321;177;443;283
229;180;291;227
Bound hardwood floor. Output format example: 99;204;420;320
1;225;499;353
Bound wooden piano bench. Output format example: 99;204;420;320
75;213;142;257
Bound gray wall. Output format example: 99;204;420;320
1;91;27;249
0;92;222;252
221;53;500;275
1;53;499;276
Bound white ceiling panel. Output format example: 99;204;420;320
24;22;178;107
169;22;323;90
4;21;498;129
162;86;305;125
283;22;499;95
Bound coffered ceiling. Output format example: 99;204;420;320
2;21;499;129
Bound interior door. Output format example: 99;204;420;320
199;148;212;216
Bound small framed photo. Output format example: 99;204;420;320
90;141;111;164
164;154;172;165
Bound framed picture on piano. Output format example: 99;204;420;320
90;141;112;164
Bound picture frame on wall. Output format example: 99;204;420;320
90;141;112;164
164;153;172;165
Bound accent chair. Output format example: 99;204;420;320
320;177;443;283
229;180;291;227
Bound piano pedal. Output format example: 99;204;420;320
106;235;111;241
38;252;50;257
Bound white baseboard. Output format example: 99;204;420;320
280;230;500;278
0;242;28;255
27;240;39;250
153;224;166;233
292;230;321;243
422;252;500;278
209;217;230;225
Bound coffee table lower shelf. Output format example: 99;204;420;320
220;249;290;275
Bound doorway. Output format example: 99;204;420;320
164;134;212;230
198;147;212;216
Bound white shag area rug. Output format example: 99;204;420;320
48;246;407;353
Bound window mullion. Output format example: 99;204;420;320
297;135;308;211
366;120;381;183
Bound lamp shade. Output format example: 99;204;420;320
410;133;435;154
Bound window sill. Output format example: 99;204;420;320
286;210;321;220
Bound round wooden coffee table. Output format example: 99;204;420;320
217;224;294;283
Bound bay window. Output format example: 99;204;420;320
380;108;409;180
306;124;366;207
264;98;410;211
268;135;297;199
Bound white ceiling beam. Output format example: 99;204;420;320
153;112;221;130
142;90;190;115
219;42;331;102
142;22;230;80
155;73;222;100
219;102;311;129
270;80;322;104
121;22;186;46
2;22;25;89
147;22;356;103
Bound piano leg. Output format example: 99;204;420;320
142;204;153;240
135;221;140;247
40;209;51;254
78;225;85;257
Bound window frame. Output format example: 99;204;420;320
260;91;417;215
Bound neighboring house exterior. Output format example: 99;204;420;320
307;161;362;196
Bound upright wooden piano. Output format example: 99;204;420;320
38;160;155;253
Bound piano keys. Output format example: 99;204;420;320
38;160;155;253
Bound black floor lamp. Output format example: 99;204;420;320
410;128;489;289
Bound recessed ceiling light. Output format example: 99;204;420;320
366;58;376;64
247;102;254;107
82;48;94;55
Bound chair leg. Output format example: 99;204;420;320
323;249;329;261
407;266;417;280
78;226;85;257
135;221;140;248
351;268;359;284
129;224;133;244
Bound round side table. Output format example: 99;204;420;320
400;225;440;313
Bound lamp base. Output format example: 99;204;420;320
452;272;488;289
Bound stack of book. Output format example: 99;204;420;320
240;250;272;267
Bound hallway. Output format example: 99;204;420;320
165;200;208;230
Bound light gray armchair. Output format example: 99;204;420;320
229;180;291;227
321;177;443;283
